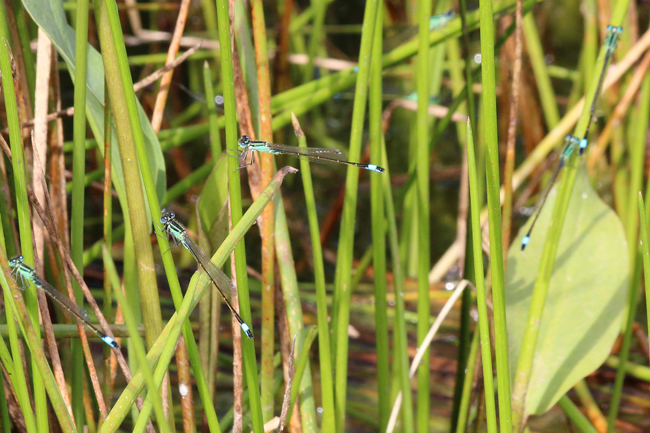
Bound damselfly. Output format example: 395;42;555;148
159;213;254;339
580;25;623;154
521;136;581;250
236;135;385;173
8;256;119;348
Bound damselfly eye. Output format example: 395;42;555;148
239;135;249;147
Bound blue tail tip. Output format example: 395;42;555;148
521;236;530;250
579;138;588;154
241;323;254;339
102;335;120;349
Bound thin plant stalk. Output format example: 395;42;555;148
415;0;433;429
381;140;415;433
214;0;263;430
102;248;171;433
291;113;336;431
93;0;163;351
273;196;318;429
102;79;115;402
250;0;276;422
465;119;497;432
369;5;390;430
331;0;380;430
0;4;44;430
305;0;327;82
606;248;642;430
478;0;512;429
454;328;480;433
557;396;599;433
71;0;90;424
522;14;560;129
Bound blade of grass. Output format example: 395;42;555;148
70;0;90;424
415;0;433;428
454;327;480;433
274;195;318;429
522;14;560;129
557;396;599;433
478;0;512;429
102;248;171;433
381;139;415;432
369;5;390;431
331;1;380;430
291;114;335;431
214;0;263;430
0;5;44;430
465;119;497;432
250;0;277;422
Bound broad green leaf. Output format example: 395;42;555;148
22;0;166;214
506;165;628;415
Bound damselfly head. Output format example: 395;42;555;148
9;256;23;267
239;135;251;148
160;212;175;224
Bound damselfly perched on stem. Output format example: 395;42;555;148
521;136;581;250
580;25;623;154
159;212;254;339
8;256;119;348
236;135;385;173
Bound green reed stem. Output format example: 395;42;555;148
557;396;599;433
465;119;497;432
214;0;263;430
94;0;163;349
369;6;390;431
71;0;90;423
250;0;277;422
522;14;560;129
292;114;335;431
415;0;433;429
477;0;512;429
332;1;380;430
382;141;415;432
454;327;480;433
305;0;327;82
639;193;650;354
274;196;318;429
0;5;44;430
103;248;171;433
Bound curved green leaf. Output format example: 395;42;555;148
22;0;166;209
506;165;628;415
